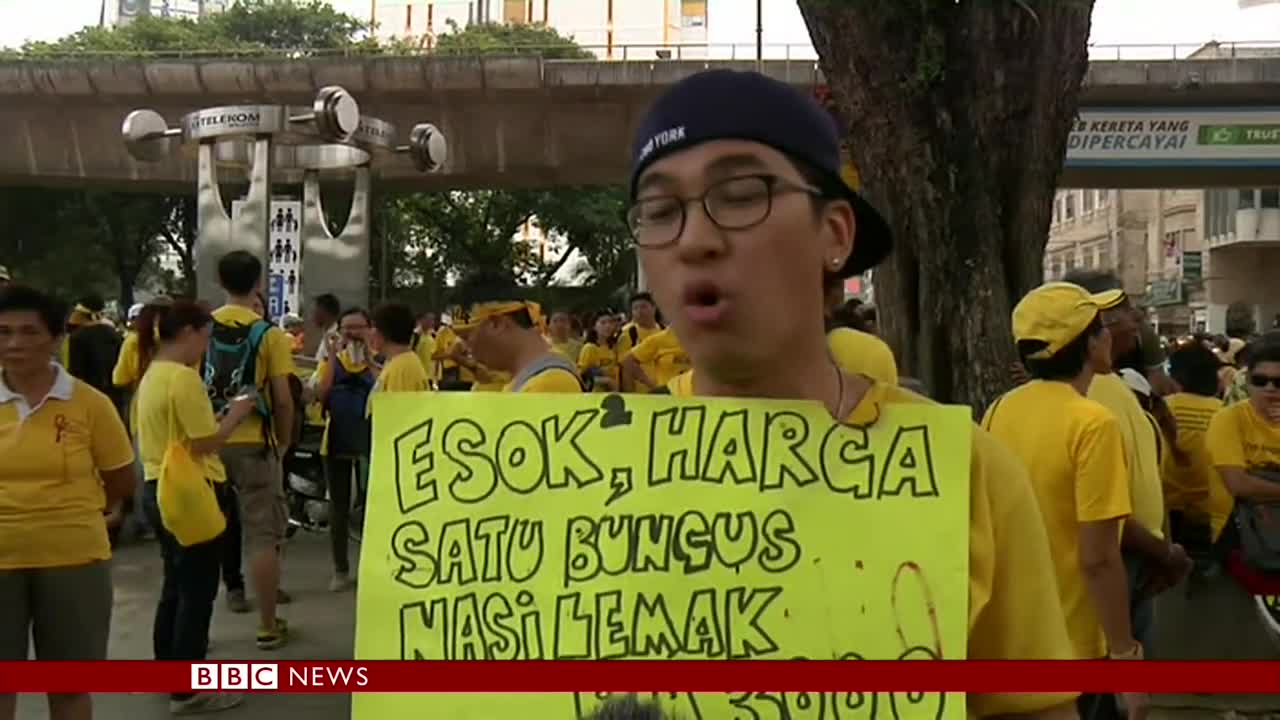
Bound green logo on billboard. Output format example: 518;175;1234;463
1198;124;1280;145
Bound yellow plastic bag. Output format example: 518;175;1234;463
157;443;226;547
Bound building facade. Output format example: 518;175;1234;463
1045;187;1280;336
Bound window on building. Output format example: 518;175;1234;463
1098;244;1112;270
1065;195;1075;220
1065;256;1077;271
1096;190;1108;208
1082;190;1094;213
1239;189;1258;209
1263;189;1280;209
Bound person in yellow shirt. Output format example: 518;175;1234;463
546;308;583;364
621;326;690;392
628;69;1076;717
614;291;664;359
1206;333;1280;545
0;286;136;720
210;250;294;650
983;283;1140;692
411;310;438;387
1066;272;1191;651
133;299;256;714
1162;342;1223;549
432;322;471;391
453;272;583;394
314;308;379;591
578;312;621;392
827;325;898;386
369;303;431;400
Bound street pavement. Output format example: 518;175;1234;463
13;529;1276;720
17;531;354;720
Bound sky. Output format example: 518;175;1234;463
2;0;1280;54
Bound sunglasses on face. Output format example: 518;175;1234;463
1250;374;1280;389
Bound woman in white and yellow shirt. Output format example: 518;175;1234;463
0;286;136;720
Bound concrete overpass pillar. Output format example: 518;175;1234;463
301;168;371;315
196;140;271;304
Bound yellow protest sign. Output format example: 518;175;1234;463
355;393;972;719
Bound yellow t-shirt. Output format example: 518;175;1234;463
615;321;662;358
669;379;1078;716
1206;400;1280;540
0;373;134;569
549;338;583;364
470;367;512;392
113;330;143;431
577;342;619;393
1162;393;1222;521
664;330;903;395
503;365;583;393
628;327;690;390
134;360;226;483
982;380;1131;660
113;330;141;389
372;351;431;400
827;327;898;386
211;305;296;446
1089;372;1166;539
435;327;470;382
412;331;438;384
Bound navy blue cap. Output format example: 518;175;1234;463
629;69;892;277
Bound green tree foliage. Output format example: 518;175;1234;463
433;21;594;58
798;0;1095;410
15;0;374;56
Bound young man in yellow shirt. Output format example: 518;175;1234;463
1206;333;1280;542
984;282;1144;718
452;272;583;394
1065;271;1192;650
614;291;664;360
628;68;1077;718
210;250;295;650
369;303;431;399
1162;342;1224;547
621;326;690;392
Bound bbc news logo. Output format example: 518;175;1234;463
190;663;371;691
191;663;279;690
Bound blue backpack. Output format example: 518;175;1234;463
326;359;375;458
203;318;273;425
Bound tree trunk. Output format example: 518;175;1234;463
797;0;1094;413
180;197;198;296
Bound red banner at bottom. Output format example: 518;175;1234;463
0;661;1279;694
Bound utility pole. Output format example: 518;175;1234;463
755;0;763;70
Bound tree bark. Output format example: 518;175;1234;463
797;0;1094;413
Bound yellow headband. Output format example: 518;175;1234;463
67;304;100;327
454;300;545;333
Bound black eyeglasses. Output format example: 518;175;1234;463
1250;374;1280;389
626;174;822;248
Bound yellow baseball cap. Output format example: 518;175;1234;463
1013;282;1126;360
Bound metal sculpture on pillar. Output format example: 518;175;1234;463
121;86;447;310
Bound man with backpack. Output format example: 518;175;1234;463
207;250;295;650
452;272;583;394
